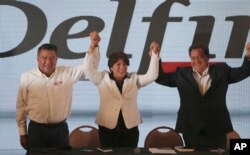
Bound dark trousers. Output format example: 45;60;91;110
183;130;226;150
98;125;139;148
27;120;69;149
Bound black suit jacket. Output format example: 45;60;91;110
156;57;250;135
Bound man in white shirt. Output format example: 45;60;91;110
16;32;100;150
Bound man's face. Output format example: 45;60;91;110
190;48;209;74
37;49;58;77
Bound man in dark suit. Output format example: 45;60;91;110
155;42;250;150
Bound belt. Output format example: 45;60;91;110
30;120;66;128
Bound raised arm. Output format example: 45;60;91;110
137;41;160;87
83;31;102;85
228;42;250;83
67;32;101;82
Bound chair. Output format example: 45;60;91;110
69;125;101;148
144;126;184;148
226;130;240;149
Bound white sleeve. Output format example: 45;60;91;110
16;74;28;136
137;52;159;88
83;47;102;85
68;47;100;82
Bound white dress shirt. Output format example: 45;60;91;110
16;47;98;136
193;67;211;96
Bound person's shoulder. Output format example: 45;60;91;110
56;65;72;72
209;62;230;74
20;68;39;80
127;72;137;77
100;70;110;79
22;68;37;75
128;72;136;76
210;62;227;69
126;72;139;80
103;70;109;74
56;65;67;70
212;62;227;66
176;66;192;72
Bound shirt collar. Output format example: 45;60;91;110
37;67;56;79
193;66;209;77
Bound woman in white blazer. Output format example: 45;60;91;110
84;32;160;147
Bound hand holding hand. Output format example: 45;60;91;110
89;31;101;49
149;41;160;56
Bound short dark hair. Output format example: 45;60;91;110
38;43;58;56
108;52;129;69
188;44;209;57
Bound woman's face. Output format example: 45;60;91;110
111;58;128;81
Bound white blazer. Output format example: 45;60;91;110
84;48;159;129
